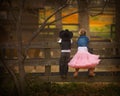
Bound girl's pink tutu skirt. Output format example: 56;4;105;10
68;47;100;69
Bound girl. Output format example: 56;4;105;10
68;28;100;77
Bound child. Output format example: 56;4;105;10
68;28;100;77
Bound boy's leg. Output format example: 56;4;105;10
59;53;65;77
59;52;70;79
64;53;70;75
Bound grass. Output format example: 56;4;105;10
0;73;120;96
0;77;120;96
25;82;120;96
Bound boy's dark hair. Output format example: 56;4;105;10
59;29;73;41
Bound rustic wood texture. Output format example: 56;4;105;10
1;42;120;76
26;71;120;82
0;0;118;82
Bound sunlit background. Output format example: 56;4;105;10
39;4;115;40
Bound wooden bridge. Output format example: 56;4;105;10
1;41;120;82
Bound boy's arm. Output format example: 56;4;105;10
57;38;62;43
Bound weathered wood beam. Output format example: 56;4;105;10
26;71;120;82
4;58;120;66
0;42;120;48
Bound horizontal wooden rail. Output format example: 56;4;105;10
4;58;120;66
26;71;120;82
0;41;120;48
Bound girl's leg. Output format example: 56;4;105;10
88;68;95;77
73;68;79;78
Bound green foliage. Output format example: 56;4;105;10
90;25;111;33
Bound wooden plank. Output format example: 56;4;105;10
1;42;120;59
0;42;120;49
5;58;120;65
5;58;120;73
9;64;120;73
26;71;120;82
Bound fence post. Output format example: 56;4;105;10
44;48;51;76
45;64;51;76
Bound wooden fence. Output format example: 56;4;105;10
0;41;120;82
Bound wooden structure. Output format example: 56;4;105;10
0;0;120;82
1;41;120;82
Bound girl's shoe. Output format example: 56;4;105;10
73;72;78;78
89;73;95;77
88;68;95;77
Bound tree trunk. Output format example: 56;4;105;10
16;0;26;96
55;5;63;30
77;0;90;37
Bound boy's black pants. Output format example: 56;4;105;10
59;52;70;76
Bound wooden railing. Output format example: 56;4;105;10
0;41;120;82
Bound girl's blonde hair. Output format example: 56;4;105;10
78;28;87;36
